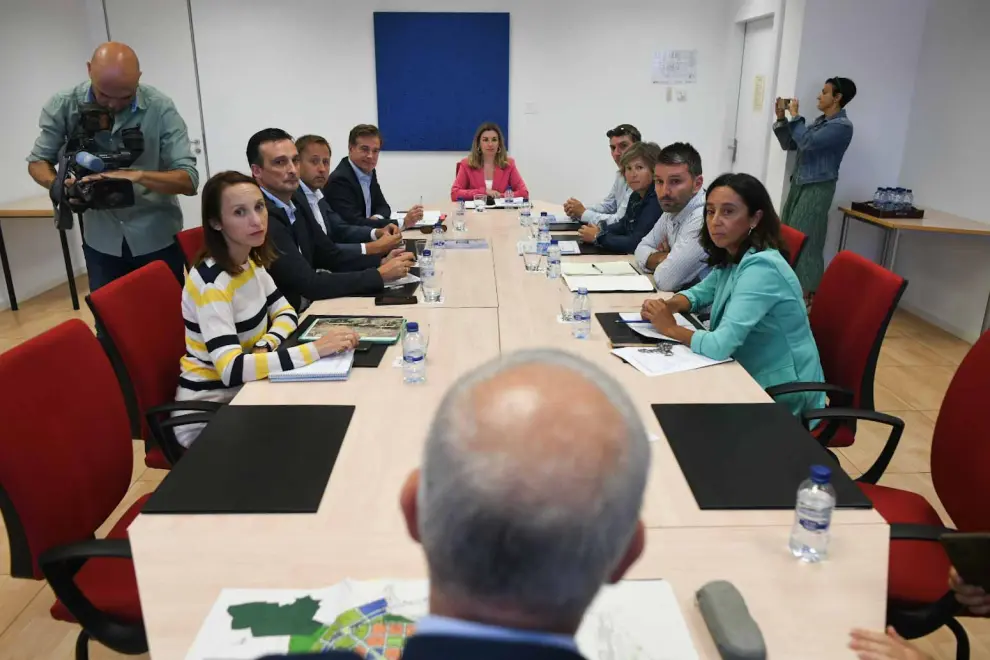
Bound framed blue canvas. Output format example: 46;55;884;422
374;12;510;151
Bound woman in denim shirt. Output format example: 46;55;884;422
773;77;856;301
577;141;662;254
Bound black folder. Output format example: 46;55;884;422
549;221;580;231
550;234;622;255
142;405;354;514
597;312;702;347
653;403;873;510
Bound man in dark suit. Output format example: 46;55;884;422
324;124;424;229
246;128;414;311
295;134;405;256
263;350;651;660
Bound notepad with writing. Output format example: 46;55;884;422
562;262;638;276
269;351;355;382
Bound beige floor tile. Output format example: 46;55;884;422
920;409;940;424
912;617;990;660
901;324;974;366
879;337;956;368
876;366;956;411
841;410;935;475
873;381;915;411
0;577;42;638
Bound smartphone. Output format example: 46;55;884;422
375;295;418;306
941;533;990;591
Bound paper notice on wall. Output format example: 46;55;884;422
753;75;766;111
652;50;698;84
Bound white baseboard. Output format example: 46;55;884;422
899;301;980;344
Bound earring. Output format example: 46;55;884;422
748;226;754;236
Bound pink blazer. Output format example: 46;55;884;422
450;157;530;201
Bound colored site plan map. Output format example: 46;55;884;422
186;579;699;660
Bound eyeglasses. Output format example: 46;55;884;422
607;124;640;140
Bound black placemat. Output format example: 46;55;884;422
551;234;622;255
282;315;401;368
653;403;873;510
597;312;702;347
142;405;355;514
549;221;580;231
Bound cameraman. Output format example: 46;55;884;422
26;42;198;290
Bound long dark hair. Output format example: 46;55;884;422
699;173;783;268
198;170;276;273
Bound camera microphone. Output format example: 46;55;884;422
74;151;106;173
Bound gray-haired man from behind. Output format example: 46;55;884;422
266;349;651;660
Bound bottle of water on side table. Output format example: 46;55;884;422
402;321;426;384
431;222;445;260
519;199;532;226
546;239;561;280
454;198;466;231
572;287;591;339
789;464;836;562
537;212;551;256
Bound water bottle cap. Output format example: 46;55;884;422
550;239;558;245
406;321;419;332
810;464;831;484
457;197;464;201
434;221;443;226
523;198;529;202
577;287;588;295
423;249;432;256
540;211;548;216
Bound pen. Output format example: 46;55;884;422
616;319;651;325
592;264;603;274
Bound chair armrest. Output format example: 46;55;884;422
801;407;905;484
766;382;854;407
146;400;223;417
145;403;222;466
156;413;216;433
890;523;957;542
38;538;147;653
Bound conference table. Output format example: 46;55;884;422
128;201;888;659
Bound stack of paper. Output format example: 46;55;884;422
561;262;638;276
444;238;489;250
464;196;525;209
618;312;696;342
563;274;655;293
384;273;421;288
269;351;355;382
612;345;730;377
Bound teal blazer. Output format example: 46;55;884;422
681;248;826;418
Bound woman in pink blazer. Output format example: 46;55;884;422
450;122;530;201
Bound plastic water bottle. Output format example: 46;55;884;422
537;212;551;255
872;188;884;208
402;321;426;384
505;186;513;204
572;287;591;339
431;222;445;260
519;199;532;226
454;198;466;232
546;239;561;280
789;465;836;562
905;189;914;210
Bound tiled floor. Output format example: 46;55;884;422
0;278;986;659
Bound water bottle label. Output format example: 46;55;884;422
574;311;590;322
403;354;424;363
796;507;831;531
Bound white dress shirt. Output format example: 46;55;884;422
634;189;709;291
298;180;377;255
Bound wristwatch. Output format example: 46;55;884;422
254;338;273;352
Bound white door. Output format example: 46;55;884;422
730;15;775;176
103;0;208;229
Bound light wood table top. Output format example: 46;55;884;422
0;194;53;218
839;206;990;235
130;200;887;659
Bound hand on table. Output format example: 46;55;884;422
951;568;990;615
378;251;415;281
366;230;403;255
641;299;677;334
577;225;600;243
563;198;586;219
375;224;402;239
312;327;360;357
848;627;930;660
403;205;424;228
486;189;501;199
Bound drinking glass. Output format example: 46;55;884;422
473;193;486;213
523;251;544;272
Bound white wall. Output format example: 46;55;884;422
191;0;734;212
0;0;105;309
764;0;804;208
896;0;990;341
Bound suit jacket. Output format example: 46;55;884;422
450;157;530;201
595;185;662;254
681;248;827;418
324;157;392;228
261;634;588;660
292;188;372;254
264;196;384;311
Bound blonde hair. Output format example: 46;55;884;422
467;122;508;169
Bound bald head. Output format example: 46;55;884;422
87;42;141;112
405;350;650;632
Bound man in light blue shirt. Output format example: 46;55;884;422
266;350;651;660
563;124;640;227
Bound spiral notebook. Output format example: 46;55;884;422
268;350;355;382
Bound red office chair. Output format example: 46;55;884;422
0;319;148;659
176;226;205;267
767;251;907;476
86;261;220;468
779;224;807;268
803;330;990;660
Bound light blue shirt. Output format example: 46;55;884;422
348;158;374;218
415;615;579;653
261;187;296;225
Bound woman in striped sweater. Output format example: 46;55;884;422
173;171;358;448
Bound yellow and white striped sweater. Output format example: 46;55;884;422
173;258;319;447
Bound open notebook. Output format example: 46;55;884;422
268;350;355;382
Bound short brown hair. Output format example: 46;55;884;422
295;134;330;156
619;141;661;171
348;124;383;147
606;124;642;143
198;170;277;274
466;122;508;169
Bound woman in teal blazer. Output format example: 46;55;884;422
640;172;825;419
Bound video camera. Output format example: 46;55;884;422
50;103;144;230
